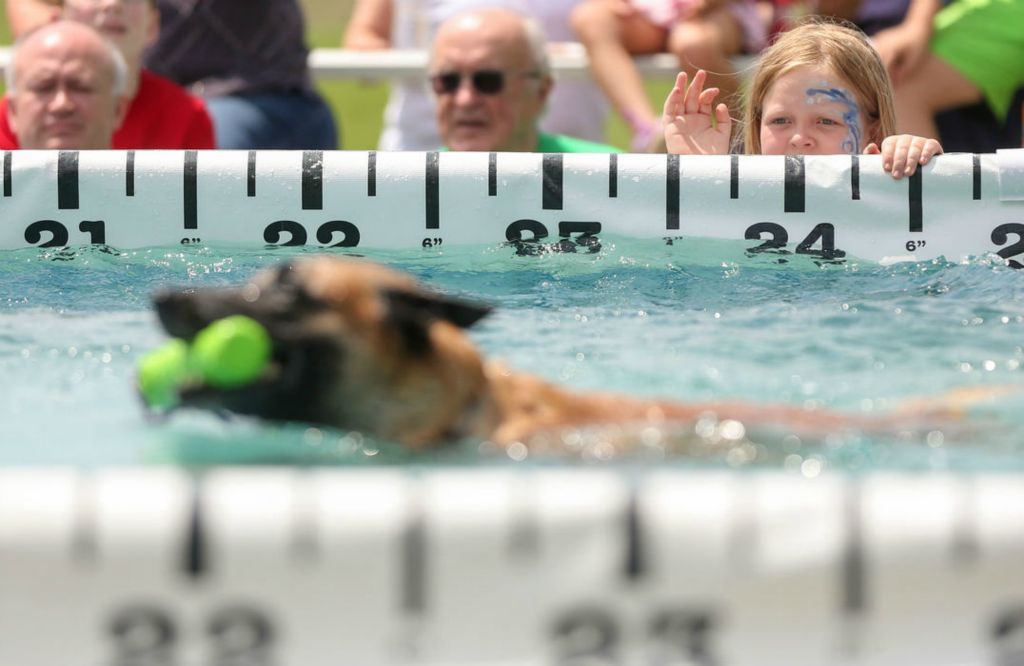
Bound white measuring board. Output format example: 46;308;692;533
2;149;1024;265
1;468;1024;665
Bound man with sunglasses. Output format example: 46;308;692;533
430;8;619;153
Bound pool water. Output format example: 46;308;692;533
1;238;1022;470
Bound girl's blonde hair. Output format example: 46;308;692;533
741;18;897;155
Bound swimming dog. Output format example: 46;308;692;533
152;256;996;451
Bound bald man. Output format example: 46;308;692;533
430;8;618;153
4;21;129;149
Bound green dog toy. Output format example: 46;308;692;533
138;315;272;409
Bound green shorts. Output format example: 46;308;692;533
932;0;1024;120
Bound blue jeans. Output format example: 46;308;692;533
207;90;339;150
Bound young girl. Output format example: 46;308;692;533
662;19;943;178
572;0;769;152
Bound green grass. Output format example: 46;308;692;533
2;0;673;150
301;0;389;150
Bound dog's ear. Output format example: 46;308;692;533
384;289;492;328
263;262;324;313
384;288;492;356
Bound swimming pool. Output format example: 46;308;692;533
1;240;1023;469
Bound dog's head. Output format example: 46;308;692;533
152;256;494;447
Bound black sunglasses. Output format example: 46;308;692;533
430;69;538;96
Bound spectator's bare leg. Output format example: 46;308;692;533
666;7;746;112
893;54;982;138
572;0;668;151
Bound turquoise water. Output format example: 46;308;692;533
1;238;1022;470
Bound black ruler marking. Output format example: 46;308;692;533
839;481;866;658
125;151;135;197
57;150;80;210
289;472;321;564
184;150;198;230
507;477;539;561
624;488;644;581
542;153;563;210
247;150;257;197
784;155;805;213
909;169;923;232
729;481;757;572
608;153;618;198
488;152;497;196
666;153;680;230
730;154;739;199
951;477;979;566
426;151;439;229
850;154;860;200
70;473;96;565
842;481;865;615
401;492;427;614
972;153;981;200
183;479;206;579
302;150;323;210
2;151;10;197
367;150;377;197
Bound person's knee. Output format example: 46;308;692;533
667;23;719;68
571;1;619;43
893;55;985;116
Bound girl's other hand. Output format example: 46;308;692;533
864;134;943;179
663;70;732;155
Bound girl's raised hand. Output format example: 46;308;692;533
863;134;943;179
662;70;732;155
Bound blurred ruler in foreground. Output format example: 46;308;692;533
1;468;1023;665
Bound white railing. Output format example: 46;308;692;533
0;44;738;82
307;43;687;80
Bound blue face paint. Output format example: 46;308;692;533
805;87;862;154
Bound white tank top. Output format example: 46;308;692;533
379;0;609;151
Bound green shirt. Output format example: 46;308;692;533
536;132;622;153
440;132;622;153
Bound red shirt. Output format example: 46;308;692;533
0;69;215;149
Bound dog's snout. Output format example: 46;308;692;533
153;289;209;339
